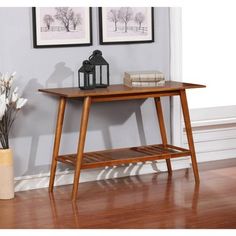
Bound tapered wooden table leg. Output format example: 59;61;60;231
180;89;200;183
49;97;66;192
154;97;172;174
72;96;91;201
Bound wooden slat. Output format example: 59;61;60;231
136;149;159;156
133;147;159;155
166;144;190;152
86;155;100;162
148;146;166;154
91;153;109;161
57;155;75;165
151;145;171;154
82;155;96;163
56;144;192;169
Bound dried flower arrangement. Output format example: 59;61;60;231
0;72;27;149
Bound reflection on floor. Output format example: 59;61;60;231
0;159;236;229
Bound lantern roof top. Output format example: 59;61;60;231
89;50;108;65
79;60;95;73
89;56;108;65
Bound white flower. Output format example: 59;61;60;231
11;87;19;102
16;98;27;109
0;72;16;89
11;72;16;77
0;93;7;120
8;72;16;87
3;72;9;81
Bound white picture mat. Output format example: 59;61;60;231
101;7;153;43
35;7;91;46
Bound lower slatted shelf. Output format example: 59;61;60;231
56;144;191;169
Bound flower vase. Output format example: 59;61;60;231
0;149;14;199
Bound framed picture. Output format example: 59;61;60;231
99;7;154;45
32;7;92;48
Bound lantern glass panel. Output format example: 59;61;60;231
89;50;109;88
79;72;84;87
79;71;95;90
78;60;96;90
95;65;108;86
89;74;94;86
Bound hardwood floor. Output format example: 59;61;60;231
0;159;236;229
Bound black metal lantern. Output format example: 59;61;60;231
78;60;96;90
89;50;109;88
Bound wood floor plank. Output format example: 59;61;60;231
0;159;236;229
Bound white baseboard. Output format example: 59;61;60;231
183;113;236;163
14;159;190;192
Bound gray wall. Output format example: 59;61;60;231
0;7;170;178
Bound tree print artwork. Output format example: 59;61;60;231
117;7;133;33
100;7;154;44
72;14;82;30
135;12;145;30
33;7;92;47
43;14;54;30
107;9;119;31
105;7;150;35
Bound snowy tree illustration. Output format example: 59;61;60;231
54;7;74;32
107;9;119;31
134;12;145;30
72;13;82;30
43;14;54;30
118;7;133;33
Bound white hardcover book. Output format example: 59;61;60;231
131;81;165;87
124;71;165;82
124;77;165;87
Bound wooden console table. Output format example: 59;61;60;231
39;81;205;201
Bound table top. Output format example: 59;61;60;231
39;81;205;98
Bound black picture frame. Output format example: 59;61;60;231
99;7;154;45
32;7;92;48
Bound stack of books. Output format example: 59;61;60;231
123;71;165;87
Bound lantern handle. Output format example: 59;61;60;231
89;50;102;60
